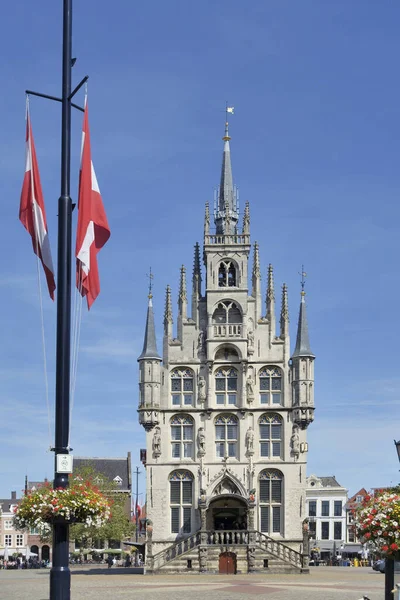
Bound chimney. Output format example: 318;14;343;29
11;491;16;500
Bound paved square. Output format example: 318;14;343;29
0;566;385;600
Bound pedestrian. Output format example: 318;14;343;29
106;555;113;569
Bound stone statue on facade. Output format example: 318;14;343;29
245;426;255;454
246;374;255;402
152;427;161;457
247;330;254;355
197;427;206;455
198;376;206;403
290;425;300;459
197;330;204;351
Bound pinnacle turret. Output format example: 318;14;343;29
266;264;276;339
214;121;238;235
163;285;173;336
280;283;289;337
242;201;250;235
138;293;161;361
292;291;314;358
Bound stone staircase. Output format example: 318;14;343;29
148;530;306;574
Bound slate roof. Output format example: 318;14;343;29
73;456;131;491
0;497;20;513
138;297;161;360
319;476;342;488
292;294;314;358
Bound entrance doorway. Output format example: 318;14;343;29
219;551;236;574
41;545;50;561
207;495;248;531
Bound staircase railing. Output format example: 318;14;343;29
150;529;303;571
254;531;303;569
152;531;201;571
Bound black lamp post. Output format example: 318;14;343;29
394;440;400;465
384;440;400;600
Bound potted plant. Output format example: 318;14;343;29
353;490;400;558
13;480;111;531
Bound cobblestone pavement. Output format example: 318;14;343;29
0;566;385;600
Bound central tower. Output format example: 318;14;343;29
138;119;315;573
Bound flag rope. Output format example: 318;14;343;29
69;271;83;447
26;97;53;449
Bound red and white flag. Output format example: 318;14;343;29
19;104;56;300
76;98;110;309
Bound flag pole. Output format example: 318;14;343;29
50;0;73;597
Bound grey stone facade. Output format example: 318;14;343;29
138;121;315;571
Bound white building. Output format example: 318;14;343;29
138;120;316;574
306;475;348;561
0;492;27;560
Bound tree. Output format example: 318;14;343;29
68;464;134;555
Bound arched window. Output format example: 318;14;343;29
259;366;282;405
171;368;194;406
259;414;283;458
218;261;237;287
215;367;238;405
215;414;238;458
169;471;193;534
171;415;194;459
213;301;242;337
259;470;283;534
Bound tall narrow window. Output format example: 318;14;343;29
308;500;316;517
321;522;329;539
171;415;194;459
334;522;342;540
334;501;342;516
259;414;283;459
169;471;193;534
215;414;238;458
215;367;238;406
259;367;282;405
171;368;194;407
321;501;330;517
259;470;283;535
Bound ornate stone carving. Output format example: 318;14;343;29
247;330;254;355
245;426;255;455
290;425;300;460
246;374;255;403
247;545;256;572
152;427;161;457
199;546;208;572
197;427;206;456
198;376;206;403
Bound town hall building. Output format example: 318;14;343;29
138;119;315;574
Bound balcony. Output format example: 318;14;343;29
213;324;242;338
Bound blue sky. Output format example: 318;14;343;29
1;1;399;501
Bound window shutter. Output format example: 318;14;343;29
215;425;225;440
271;423;281;439
227;424;237;440
272;506;281;533
260;480;270;502
271;480;281;503
260;506;269;532
182;481;192;504
170;481;180;504
171;507;180;533
259;424;269;440
171;427;181;441
183;508;191;533
183;426;193;440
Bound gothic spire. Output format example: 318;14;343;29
292;272;314;358
266;264;276;338
280;283;289;337
138;284;161;361
192;243;202;295
242;201;250;235
179;265;187;304
163;284;173;336
204;202;210;236
215;121;238;235
252;241;261;294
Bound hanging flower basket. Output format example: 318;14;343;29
353;490;400;558
13;481;112;530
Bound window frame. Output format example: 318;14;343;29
259;470;283;535
308;500;317;517
170;415;194;460
321;500;330;517
334;500;342;517
215;367;238;406
258;366;283;406
215;414;238;459
170;368;194;407
169;471;193;535
4;534;12;546
321;522;329;540
333;521;342;540
259;414;283;459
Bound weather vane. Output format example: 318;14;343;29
147;267;154;298
299;265;307;294
225;101;234;122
